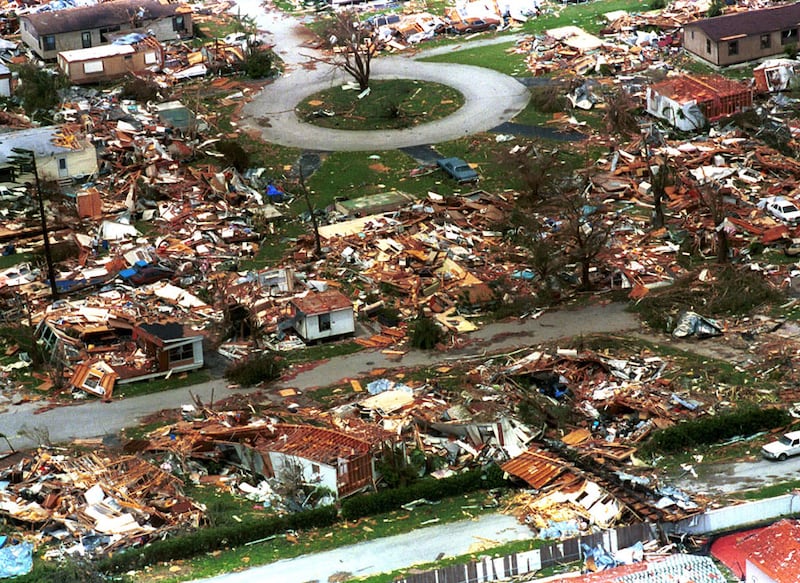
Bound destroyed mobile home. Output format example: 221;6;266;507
4;0;800;577
0;342;716;569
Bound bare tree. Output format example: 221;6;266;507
650;158;673;229
505;144;567;201
697;182;731;264
558;177;615;291
322;11;379;91
603;87;639;137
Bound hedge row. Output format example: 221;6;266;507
100;466;506;573
341;465;506;520
638;405;790;456
100;505;338;573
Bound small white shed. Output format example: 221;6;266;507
290;289;355;343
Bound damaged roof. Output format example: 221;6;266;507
22;0;183;35
0;125;86;161
255;424;372;463
291;289;354;316
649;74;752;104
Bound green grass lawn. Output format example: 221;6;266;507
422;41;527;76
296;79;464;130
113;369;212;398
146;491;509;582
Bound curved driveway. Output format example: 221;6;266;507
238;3;530;151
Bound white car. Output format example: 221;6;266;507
761;430;800;461
765;197;800;223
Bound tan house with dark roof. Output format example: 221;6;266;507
684;3;800;66
20;0;191;60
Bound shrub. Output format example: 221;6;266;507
410;313;442;350
224;352;282;387
632;265;783;332
707;0;723;17
13;64;68;120
341;465;507;520
101;505;338;573
638;406;791;457
243;49;274;79
120;78;162;103
529;85;568;114
215;139;250;172
650;0;666;8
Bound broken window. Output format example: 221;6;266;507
782;28;798;45
761;34;771;49
728;40;738;56
81;31;91;49
706;39;711;53
168;343;194;363
42;35;55;51
173;15;186;32
83;372;102;391
99;26;120;42
318;312;331;332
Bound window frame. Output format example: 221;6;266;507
81;31;92;49
728;40;738;56
761;33;771;49
318;312;331;332
42;35;56;51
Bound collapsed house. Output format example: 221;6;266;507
0;450;203;559
645;74;752;131
36;310;205;398
0;125;97;184
143;418;399;499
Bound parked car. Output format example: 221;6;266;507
764;197;800;223
437;157;479;183
122;265;175;286
761;430;800;461
448;17;500;35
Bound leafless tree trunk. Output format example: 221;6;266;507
323;11;379;91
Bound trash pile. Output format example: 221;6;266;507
0;449;203;560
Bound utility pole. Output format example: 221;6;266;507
10;148;58;299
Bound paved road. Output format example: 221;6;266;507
238;2;530;150
0;302;638;451
192;513;532;583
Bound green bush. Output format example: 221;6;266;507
101;505;338;573
529;85;567;114
341;465;506;520
243;49;274;79
215;139;251;172
410;313;443;350
650;0;666;8
120;78;162;103
224;352;282;387
638;406;791;457
13;63;68;120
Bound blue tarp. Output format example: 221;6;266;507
366;379;413;395
0;541;33;578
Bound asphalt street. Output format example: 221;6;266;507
0;302;638;451
238;3;531;150
191;513;533;583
